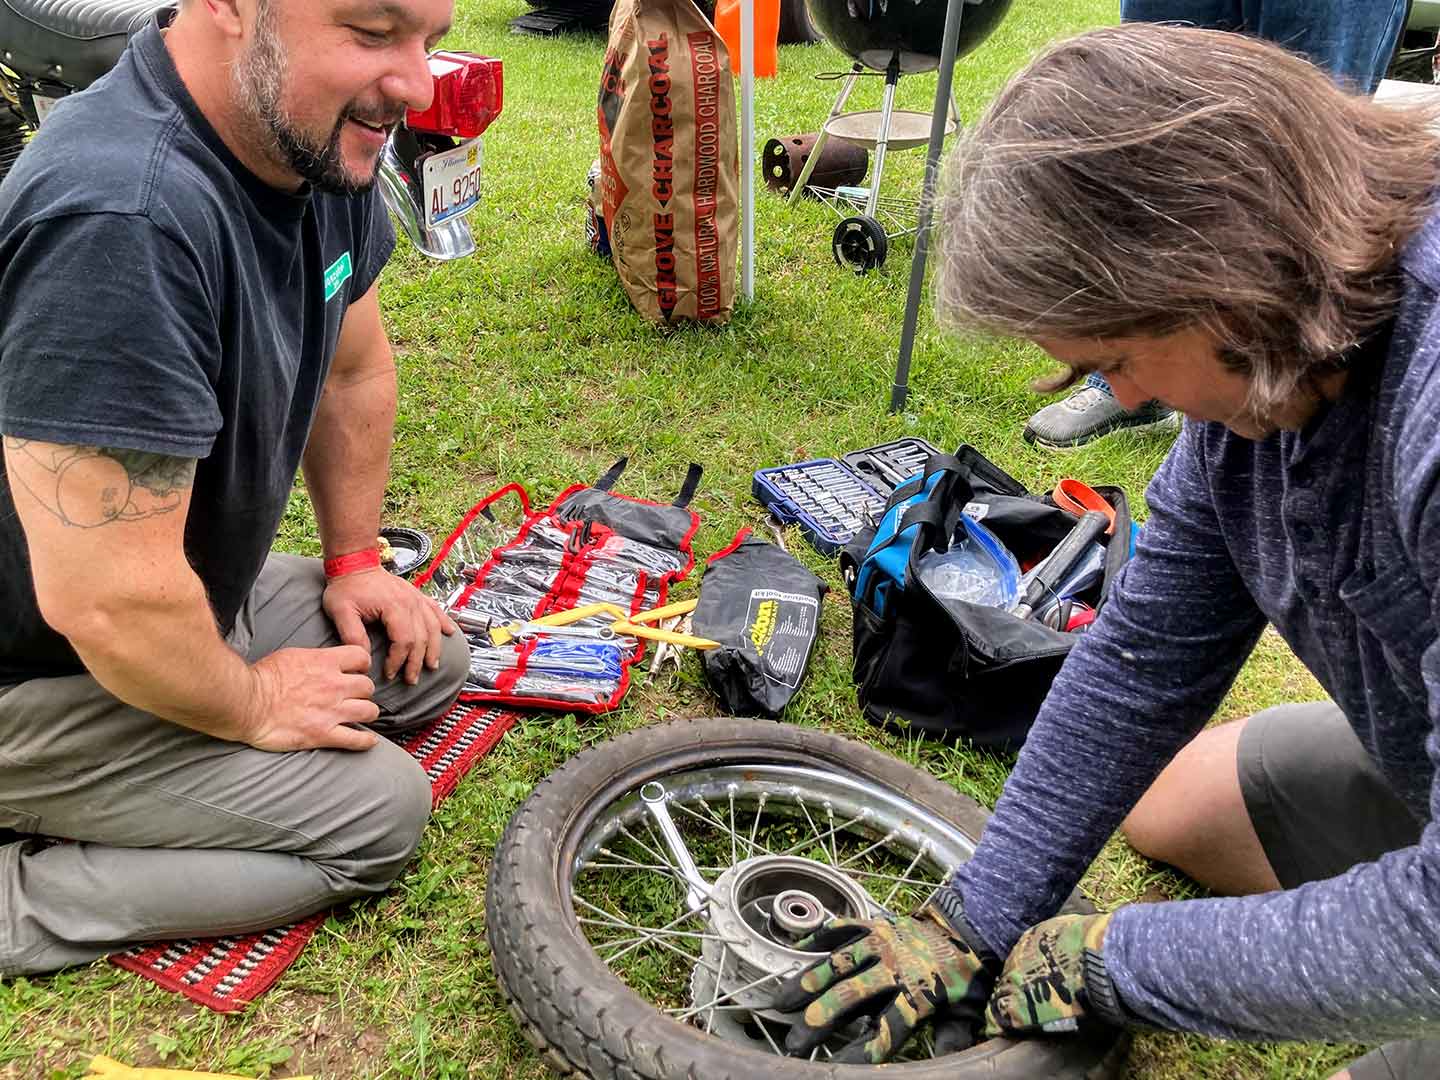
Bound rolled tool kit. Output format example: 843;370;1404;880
752;437;940;555
415;459;704;712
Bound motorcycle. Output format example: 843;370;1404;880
0;0;501;260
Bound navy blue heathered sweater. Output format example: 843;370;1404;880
954;212;1440;1042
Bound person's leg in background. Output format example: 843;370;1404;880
0;554;468;976
1023;0;1408;449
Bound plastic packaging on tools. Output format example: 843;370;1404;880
691;533;828;717
916;513;1020;609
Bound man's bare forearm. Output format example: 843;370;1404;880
3;438;260;741
302;361;397;559
64;574;262;742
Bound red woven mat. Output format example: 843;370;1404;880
110;703;518;1013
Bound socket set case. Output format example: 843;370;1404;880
842;437;942;493
752;438;942;556
752;458;887;556
415;459;701;713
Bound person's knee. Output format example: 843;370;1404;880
1119;789;1183;863
1120;721;1248;863
436;629;469;704
328;745;432;891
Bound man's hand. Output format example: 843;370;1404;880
771;902;997;1062
322;568;458;685
242;644;380;752
984;912;1120;1039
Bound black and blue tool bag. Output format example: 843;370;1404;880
840;446;1132;749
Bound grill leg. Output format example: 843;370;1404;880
787;62;865;206
865;53;902;219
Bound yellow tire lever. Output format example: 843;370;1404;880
487;598;707;647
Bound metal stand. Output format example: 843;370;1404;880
787;63;865;206
740;0;755;301
891;0;965;412
866;54;903;218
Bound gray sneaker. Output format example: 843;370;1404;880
1023;383;1178;450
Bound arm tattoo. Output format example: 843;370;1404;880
3;437;197;528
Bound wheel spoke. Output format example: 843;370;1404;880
578;897;727;974
794;796;831;865
747;791;769;854
669;963;792;1023
614;822;711;905
580;859;691;874
880;844;929;910
624;922;727;977
728;787;738;866
573;896;702;937
772;810;868;859
844;867;946;890
753;1011;786;1057
837;830;899;869
580;921;736;946
670;797;764;859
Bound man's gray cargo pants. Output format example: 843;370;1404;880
0;554;468;976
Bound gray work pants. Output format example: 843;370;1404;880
0;554;469;976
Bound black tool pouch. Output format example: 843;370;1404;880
691;530;828;717
840;446;1132;749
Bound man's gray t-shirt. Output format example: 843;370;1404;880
0;19;395;685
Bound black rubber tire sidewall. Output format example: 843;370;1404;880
778;0;823;46
485;716;1124;1080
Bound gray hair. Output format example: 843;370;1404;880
935;23;1440;421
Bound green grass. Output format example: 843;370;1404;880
2;1;1361;1076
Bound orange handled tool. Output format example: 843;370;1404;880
1052;478;1116;536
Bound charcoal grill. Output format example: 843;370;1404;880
786;0;1012;272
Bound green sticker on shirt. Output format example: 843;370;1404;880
324;251;353;302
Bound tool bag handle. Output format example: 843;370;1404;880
593;457;628;491
672;463;704;508
856;456;970;613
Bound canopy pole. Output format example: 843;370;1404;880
891;0;964;412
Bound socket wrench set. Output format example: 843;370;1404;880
841;437;942;494
754;438;943;556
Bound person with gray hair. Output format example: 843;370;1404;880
1022;0;1407;448
774;22;1440;1080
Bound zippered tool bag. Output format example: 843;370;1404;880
840;446;1132;749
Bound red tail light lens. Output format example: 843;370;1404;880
406;52;504;139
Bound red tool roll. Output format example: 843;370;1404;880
415;459;702;713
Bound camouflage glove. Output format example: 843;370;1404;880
771;893;999;1063
984;912;1128;1038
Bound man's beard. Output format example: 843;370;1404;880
231;1;392;196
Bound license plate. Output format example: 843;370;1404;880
31;93;61;126
421;137;483;228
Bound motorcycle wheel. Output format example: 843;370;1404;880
0;107;27;185
486;716;1127;1080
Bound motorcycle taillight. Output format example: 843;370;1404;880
406;52;503;139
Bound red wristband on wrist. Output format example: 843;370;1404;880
324;549;383;579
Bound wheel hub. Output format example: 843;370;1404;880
693;855;874;1028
